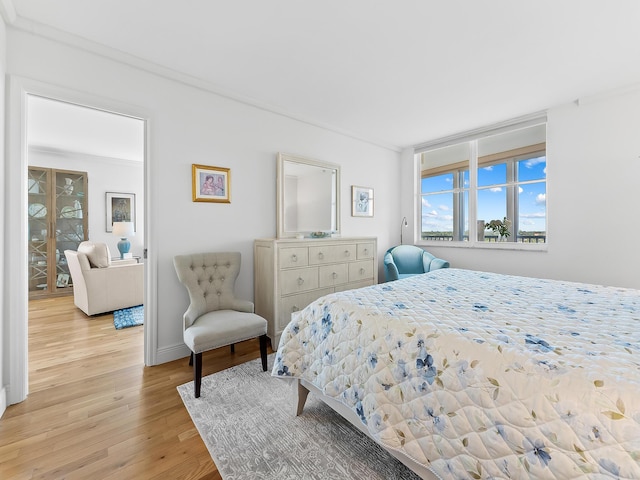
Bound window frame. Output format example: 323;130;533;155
421;166;468;241
415;117;548;251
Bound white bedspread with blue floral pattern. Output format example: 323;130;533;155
272;268;640;479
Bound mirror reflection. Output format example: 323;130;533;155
277;153;340;238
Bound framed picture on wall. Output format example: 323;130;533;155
106;192;136;232
192;164;231;203
352;185;374;217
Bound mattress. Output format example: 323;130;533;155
272;268;640;479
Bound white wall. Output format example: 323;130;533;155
28;147;144;258
5;28;400;373
407;87;640;289
0;15;7;418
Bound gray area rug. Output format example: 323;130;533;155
177;355;421;479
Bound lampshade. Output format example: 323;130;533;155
112;222;134;238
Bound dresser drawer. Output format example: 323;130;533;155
280;267;319;295
318;263;348;287
279;247;309;269
335;279;373;293
278;288;333;331
349;260;374;282
357;242;375;260
309;244;356;265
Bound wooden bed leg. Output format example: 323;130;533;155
296;380;310;416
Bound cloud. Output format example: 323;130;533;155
439;204;450;211
520;212;546;219
535;193;546;205
490;187;502;193
422;211;454;232
422;198;432;208
523;156;546;168
482;166;494;172
518;187;523;194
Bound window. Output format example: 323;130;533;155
418;122;546;245
420;143;469;241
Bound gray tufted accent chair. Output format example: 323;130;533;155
173;252;268;398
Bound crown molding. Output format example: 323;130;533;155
0;0;16;24
9;15;401;153
577;82;640;107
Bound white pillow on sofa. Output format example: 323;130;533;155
77;241;112;268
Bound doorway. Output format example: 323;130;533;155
26;94;145;382
6;77;155;406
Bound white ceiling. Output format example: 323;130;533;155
7;0;640;150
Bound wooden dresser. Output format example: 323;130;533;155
254;237;378;349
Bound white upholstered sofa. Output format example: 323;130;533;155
64;241;144;316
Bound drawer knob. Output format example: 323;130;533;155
332;272;338;279
292;305;299;312
359;268;365;275
297;277;304;286
291;254;298;262
344;250;350;257
318;252;324;259
363;249;368;255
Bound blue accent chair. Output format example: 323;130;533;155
383;245;450;282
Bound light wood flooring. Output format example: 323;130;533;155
0;295;271;479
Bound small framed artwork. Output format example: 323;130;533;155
106;192;136;232
56;273;70;288
192;164;231;203
352;185;374;217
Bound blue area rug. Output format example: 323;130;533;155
113;305;144;329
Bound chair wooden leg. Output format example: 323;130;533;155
230;343;235;354
194;352;203;398
259;334;268;371
188;351;194;366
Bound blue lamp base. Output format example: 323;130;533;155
117;238;131;259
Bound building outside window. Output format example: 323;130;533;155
418;121;546;245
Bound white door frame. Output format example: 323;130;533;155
5;76;157;405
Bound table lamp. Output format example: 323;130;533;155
112;221;135;259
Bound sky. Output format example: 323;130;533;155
421;156;546;236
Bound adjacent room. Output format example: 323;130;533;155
1;1;640;479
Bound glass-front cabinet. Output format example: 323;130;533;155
28;167;88;298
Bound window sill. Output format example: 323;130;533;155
417;240;548;252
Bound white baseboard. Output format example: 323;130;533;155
0;386;7;419
155;343;190;365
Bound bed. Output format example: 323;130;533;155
272;268;640;479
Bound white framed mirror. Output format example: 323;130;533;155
277;152;340;239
